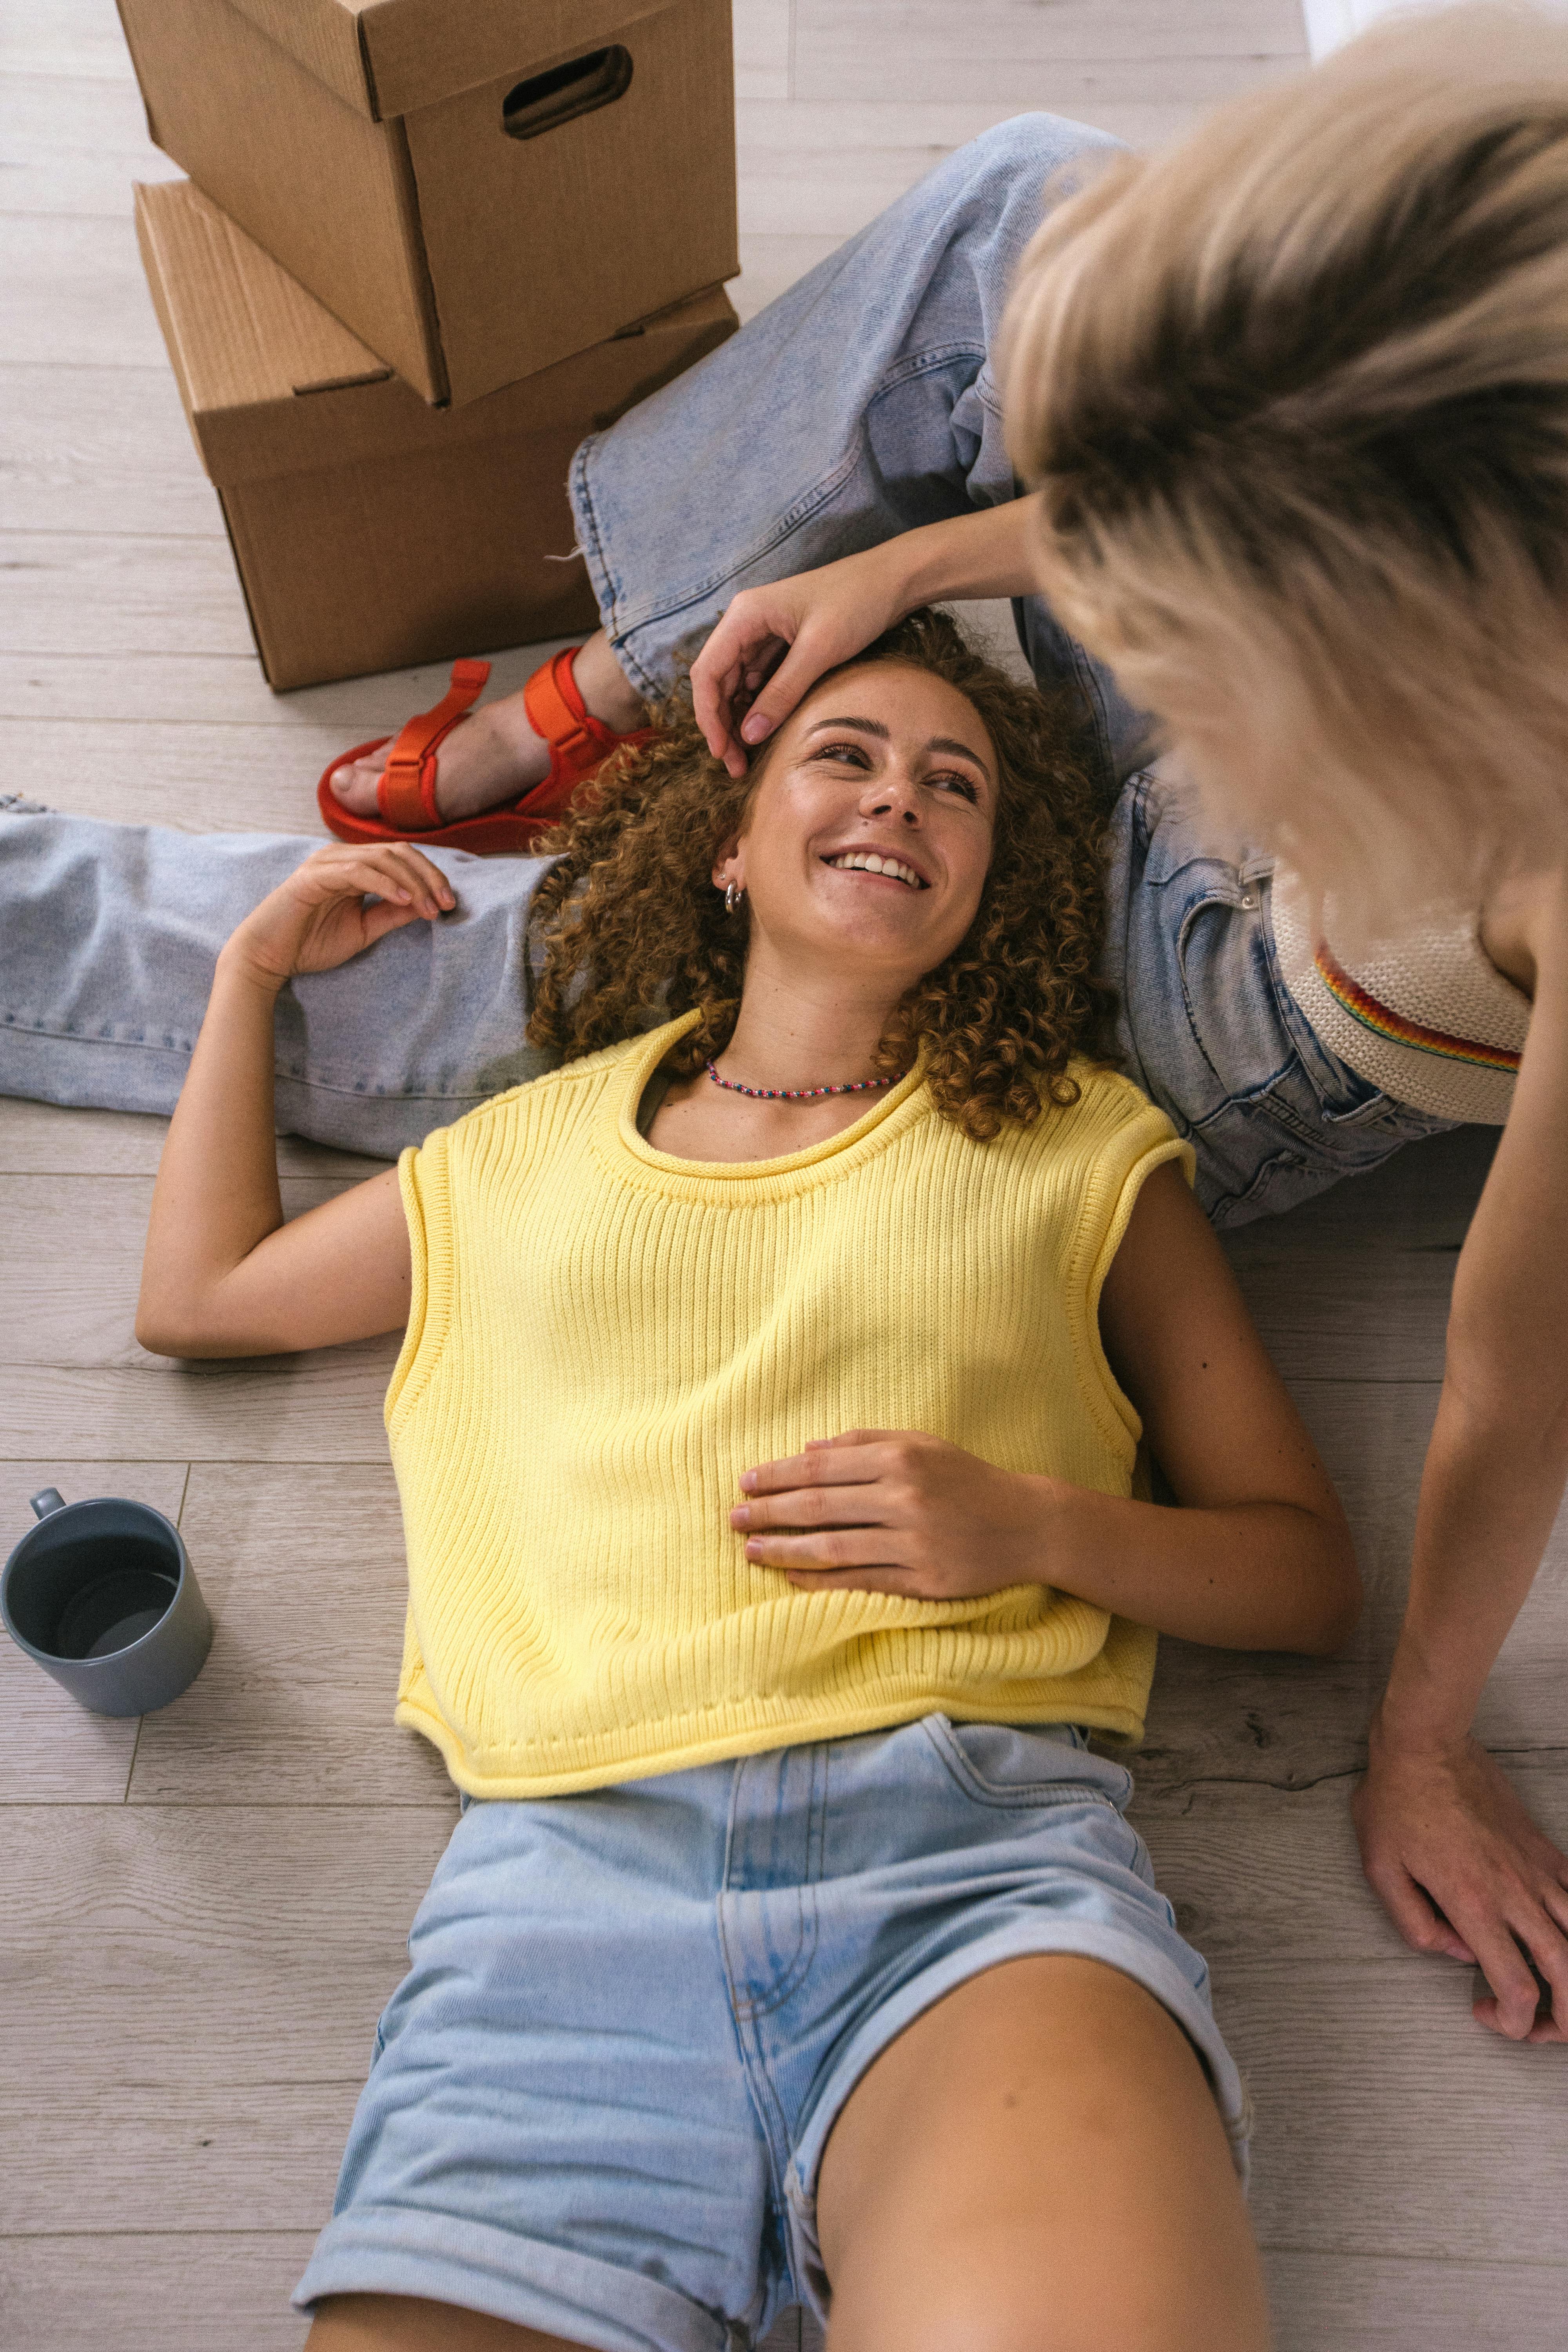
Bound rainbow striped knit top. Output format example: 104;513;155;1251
1271;875;1530;1123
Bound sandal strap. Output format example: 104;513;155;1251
520;647;632;823
377;658;492;832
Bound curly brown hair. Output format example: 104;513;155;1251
525;608;1112;1142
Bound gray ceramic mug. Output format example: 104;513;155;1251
1;1489;213;1716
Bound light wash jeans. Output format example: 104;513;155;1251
0;114;1448;1219
1102;778;1450;1224
570;113;1149;788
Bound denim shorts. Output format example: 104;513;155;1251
292;1717;1247;2352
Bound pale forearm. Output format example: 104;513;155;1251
1377;1384;1568;1749
136;945;287;1350
689;496;1047;773
1354;1385;1568;2047
1379;945;1568;1749
882;496;1044;610
1036;1479;1359;1654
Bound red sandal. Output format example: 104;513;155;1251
316;650;649;856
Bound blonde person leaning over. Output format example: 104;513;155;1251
136;615;1356;2352
682;8;1568;2047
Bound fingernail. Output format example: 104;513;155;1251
741;713;772;744
730;1506;749;1528
739;1470;756;1492
745;1540;762;1559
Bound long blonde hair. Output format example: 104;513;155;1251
999;4;1568;928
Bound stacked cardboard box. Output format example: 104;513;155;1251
121;0;740;686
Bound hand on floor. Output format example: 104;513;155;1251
1352;1726;1568;2042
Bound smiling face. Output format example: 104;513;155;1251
713;660;999;996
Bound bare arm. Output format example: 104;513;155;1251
733;1161;1360;1656
1353;874;1568;2042
690;498;1043;777
136;842;455;1359
1087;1158;1359;1650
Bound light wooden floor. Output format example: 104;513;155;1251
3;4;1565;2347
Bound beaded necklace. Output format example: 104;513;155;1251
705;1061;897;1103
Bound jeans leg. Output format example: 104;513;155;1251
1102;775;1454;1225
569;113;1144;786
0;808;556;1155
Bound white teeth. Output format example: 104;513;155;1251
828;851;924;888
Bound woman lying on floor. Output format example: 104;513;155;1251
136;611;1358;2352
5;7;1567;2039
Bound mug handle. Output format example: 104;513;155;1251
29;1488;66;1519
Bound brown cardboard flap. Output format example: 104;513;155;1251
133;181;391;417
135;173;737;691
204;285;737;483
195;0;371;113
137;177;737;485
221;0;674;122
123;1;446;402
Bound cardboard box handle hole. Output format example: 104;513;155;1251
503;46;633;142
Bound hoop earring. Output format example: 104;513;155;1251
724;880;744;916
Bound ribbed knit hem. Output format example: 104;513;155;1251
395;1684;1149;1800
292;2206;727;2352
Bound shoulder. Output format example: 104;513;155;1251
1062;1057;1169;1125
1019;1058;1180;1164
933;1058;1185;1211
413;1029;662;1169
1482;864;1568;1006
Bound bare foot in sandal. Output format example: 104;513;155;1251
327;631;647;824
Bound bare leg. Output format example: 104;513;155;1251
327;630;646;823
817;1955;1267;2352
307;2292;591;2352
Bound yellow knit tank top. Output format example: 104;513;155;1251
386;1012;1188;1797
